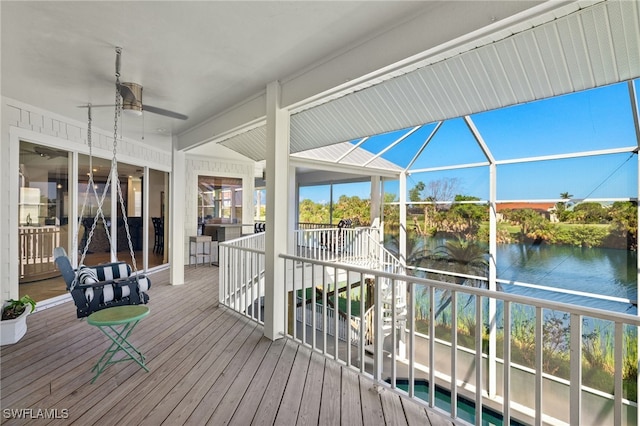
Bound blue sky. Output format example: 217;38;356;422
300;80;639;204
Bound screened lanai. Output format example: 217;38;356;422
203;69;640;424
214;0;640;317
274;79;639;317
211;3;640;423
217;80;640;426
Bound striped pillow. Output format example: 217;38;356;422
77;265;99;284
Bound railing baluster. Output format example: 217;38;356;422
408;280;415;399
283;258;289;335
475;295;483;425
535;306;543;426
614;321;623;426
503;300;511;425
374;275;382;382
312;263;317;350
334;265;339;361
570;313;582;425
360;272;365;374
429;285;435;408
297;259;303;342
346;267;352;367
243;249;248;317
451;290;458;419
391;278;397;389
250;250;255;321
301;258;306;345
323;265;328;355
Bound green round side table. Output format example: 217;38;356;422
87;305;150;383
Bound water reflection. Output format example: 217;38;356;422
497;243;637;314
398;235;638;314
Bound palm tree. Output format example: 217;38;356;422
423;237;491;318
560;192;573;201
554;192;574;222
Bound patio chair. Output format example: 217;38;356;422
320;219;353;251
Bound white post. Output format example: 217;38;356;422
110;165;118;263
264;80;290;340
288;164;297;253
628;81;640;426
70;151;79;267
142;166;150;270
465;115;498;397
399;171;407;267
370;175;381;227
243;174;255;235
169;138;185;285
488;161;498;397
398;172;408;360
5;131;21;300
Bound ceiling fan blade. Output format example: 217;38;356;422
143;104;188;120
77;104;114;108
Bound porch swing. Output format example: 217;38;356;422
54;48;151;318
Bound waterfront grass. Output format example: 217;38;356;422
416;313;637;401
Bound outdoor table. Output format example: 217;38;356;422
87;305;150;383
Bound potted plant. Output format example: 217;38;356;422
1;295;36;345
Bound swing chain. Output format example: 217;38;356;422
112;47;139;275
75;46;140;290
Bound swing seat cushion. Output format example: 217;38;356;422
77;263;150;303
53;247;151;318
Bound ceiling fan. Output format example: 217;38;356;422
81;47;188;120
20;146;67;159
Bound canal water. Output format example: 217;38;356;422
405;236;637;315
496;243;637;315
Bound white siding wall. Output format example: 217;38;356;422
0;97;171;301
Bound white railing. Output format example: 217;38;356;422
294;226;381;265
296;298;361;344
281;253;640;426
219;233;266;324
219;228;639;425
19;226;61;282
294;226;405;273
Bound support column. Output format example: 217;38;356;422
288;164;297;253
110;166;118;263
627;81;640;426
70;152;79;267
264;81;290;340
142;166;150;271
398;171;408;359
465;115;498;398
370;175;381;227
488;161;498;397
399;171;407;267
170;138;185;286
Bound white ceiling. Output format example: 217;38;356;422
1;1;434;149
5;1;637;166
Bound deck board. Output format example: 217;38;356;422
296;351;325;425
272;343;310;425
359;375;386;425
341;366;364;426
318;355;341;425
247;338;299;426
1;265;447;426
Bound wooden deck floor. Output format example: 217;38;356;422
1;266;453;425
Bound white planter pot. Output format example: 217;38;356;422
1;304;33;345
